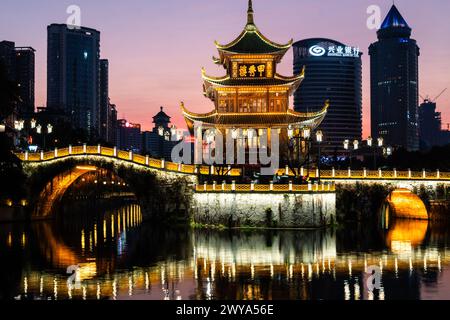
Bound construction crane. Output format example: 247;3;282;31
420;88;447;103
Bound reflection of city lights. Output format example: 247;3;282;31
7;232;12;247
438;255;442;272
24;276;28;295
54;277;58;300
128;275;133;296
145;272;149;291
81;229;85;252
40;277;44;295
379;287;385;300
97;283;101;300
348;260;352;277
354;279;360;300
344;281;350;300
112;279;117;300
82;285;87;300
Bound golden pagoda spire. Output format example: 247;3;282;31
247;0;254;25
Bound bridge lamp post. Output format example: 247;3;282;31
367;136;376;170
302;127;312;177
316;130;323;183
170;125;177;140
36;124;53;150
343;139;352;168
288;126;312;178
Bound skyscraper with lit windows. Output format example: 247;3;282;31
369;5;420;151
47;24;101;138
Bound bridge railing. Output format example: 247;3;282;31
16;145;244;177
195;182;336;193
275;166;450;181
16;146;450;181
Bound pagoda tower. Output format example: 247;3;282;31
182;0;329;153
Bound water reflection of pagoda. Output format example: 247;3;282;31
182;0;329;146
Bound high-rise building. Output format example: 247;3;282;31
0;41;35;117
47;24;101;138
369;5;420;151
293;38;362;155
15;47;36;115
116;119;142;152
99;59;109;141
0;41;16;80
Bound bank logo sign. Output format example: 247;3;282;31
309;45;360;58
308;45;326;57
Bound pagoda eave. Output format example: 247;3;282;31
201;72;304;100
181;101;329;133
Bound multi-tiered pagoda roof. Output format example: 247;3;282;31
182;0;329;131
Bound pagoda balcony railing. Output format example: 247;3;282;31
195;182;336;193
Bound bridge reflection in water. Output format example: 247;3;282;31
2;201;450;300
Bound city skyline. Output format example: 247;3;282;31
1;0;450;136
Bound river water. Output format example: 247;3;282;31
1;202;449;300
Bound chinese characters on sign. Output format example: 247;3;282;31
238;63;266;78
308;45;360;58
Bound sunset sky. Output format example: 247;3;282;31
1;0;450;137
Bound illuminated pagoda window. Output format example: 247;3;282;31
181;0;329;151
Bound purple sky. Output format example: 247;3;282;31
1;0;450;136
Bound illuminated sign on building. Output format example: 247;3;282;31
308;45;360;58
237;63;267;78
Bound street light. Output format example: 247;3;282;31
378;137;384;148
353;140;359;151
367;136;373;147
287;125;294;139
170;125;177;137
302;127;311;139
316;130;323;182
231;128;239;140
343;139;350;150
14;120;25;131
35;123;53;150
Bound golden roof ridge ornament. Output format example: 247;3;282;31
214;0;291;52
246;0;255;27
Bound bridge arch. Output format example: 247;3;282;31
381;189;429;224
24;156;196;221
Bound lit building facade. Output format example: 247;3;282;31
182;0;328;161
369;5;420;151
99;59;110;142
293;38;362;155
116;119;142;153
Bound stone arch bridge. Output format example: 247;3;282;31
15;146;450;223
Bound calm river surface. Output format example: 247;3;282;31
1;202;450;300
